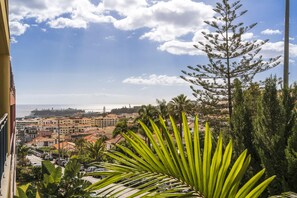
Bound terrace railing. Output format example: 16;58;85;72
0;113;8;181
0;113;8;196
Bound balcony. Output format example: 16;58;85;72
0;113;16;198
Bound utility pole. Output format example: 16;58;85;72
58;118;61;162
284;0;290;89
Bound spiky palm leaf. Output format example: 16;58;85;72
87;113;275;197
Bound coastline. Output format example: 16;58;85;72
16;104;141;118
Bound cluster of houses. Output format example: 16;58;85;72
16;113;138;151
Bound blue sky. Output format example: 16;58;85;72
10;0;297;105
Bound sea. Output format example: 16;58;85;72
16;104;141;118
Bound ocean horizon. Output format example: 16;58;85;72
16;104;142;118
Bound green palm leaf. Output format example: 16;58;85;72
87;113;274;197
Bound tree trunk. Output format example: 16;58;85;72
226;14;233;131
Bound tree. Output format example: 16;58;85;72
136;104;159;126
156;99;169;121
88;113;275;197
231;80;253;152
253;77;286;195
17;145;29;160
17;145;30;167
181;0;280;128
243;82;262;118
112;118;128;138
168;94;193;137
282;86;296;144
16;160;92;198
74;138;86;155
285;121;297;192
84;138;106;162
284;84;297;192
135;104;159;145
231;79;262;178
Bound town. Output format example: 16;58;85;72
16;108;139;155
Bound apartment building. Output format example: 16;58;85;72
93;114;118;128
16;119;39;130
1;0;17;196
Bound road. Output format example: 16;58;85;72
27;154;42;166
27;155;65;172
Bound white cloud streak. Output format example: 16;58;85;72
261;29;282;35
123;74;188;86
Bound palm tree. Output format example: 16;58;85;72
284;0;290;88
112;118;128;138
135;104;159;145
17;145;30;166
17;145;29;159
16;160;92;197
156;99;169;120
85;138;106;162
74;138;86;155
168;94;193;137
87;113;275;197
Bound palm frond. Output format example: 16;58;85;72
87;113;274;197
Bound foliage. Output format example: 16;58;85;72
74;138;87;155
135;104;159;145
16;165;42;183
112;118;129;138
17;145;30;159
253;77;286;195
181;0;280;127
73;138;107;164
38;146;52;153
17;145;30;167
285;119;297;192
282;85;297;143
231;79;261;174
168;94;193;137
84;138;106;162
156;99;170;121
110;106;140;114
15;159;92;198
87;113;274;197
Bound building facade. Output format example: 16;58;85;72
1;0;17;196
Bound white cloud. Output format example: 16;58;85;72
10;0;213;42
158;40;203;55
158;30;255;56
261;41;297;58
114;0;214;42
9;0;115;35
123;74;188;86
261;29;282;35
102;0;147;15
10;37;18;44
48;17;88;29
242;32;254;40
9;21;30;36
